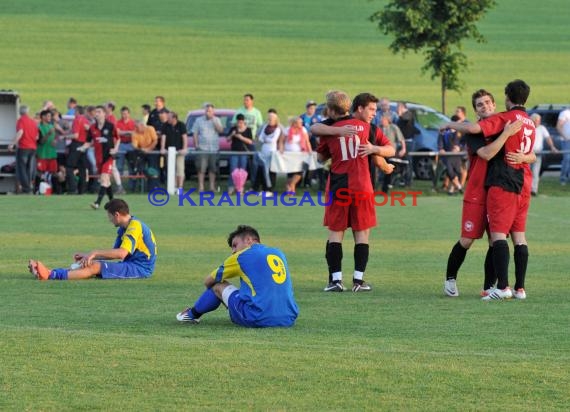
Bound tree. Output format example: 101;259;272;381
370;0;496;114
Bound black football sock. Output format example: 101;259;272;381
483;246;496;290
325;241;332;283
514;244;529;290
326;242;342;281
446;241;468;280
106;186;114;200
95;186;106;205
353;244;369;284
492;240;510;290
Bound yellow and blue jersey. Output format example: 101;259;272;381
212;243;299;327
113;216;157;276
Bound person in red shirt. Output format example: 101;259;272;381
444;80;535;301
312;91;395;292
80;106;119;210
9;105;39;194
114;106;136;193
65;105;90;194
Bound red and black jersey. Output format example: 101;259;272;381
87;121;118;166
317;116;391;194
479;108;535;194
464;133;491;205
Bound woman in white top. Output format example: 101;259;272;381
279;116;312;194
255;111;284;193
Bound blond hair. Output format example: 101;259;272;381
325;90;351;117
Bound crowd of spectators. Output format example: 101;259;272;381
8;93;566;196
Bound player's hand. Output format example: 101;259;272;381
8;144;15;152
506;149;526;165
504;119;523;137
178;149;188;155
81;252;97;268
110;148;117;155
358;142;378;157
337;125;358;136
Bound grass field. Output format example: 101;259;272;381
0;188;569;410
1;0;569;117
2;1;570;410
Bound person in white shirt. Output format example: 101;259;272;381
530;113;557;195
556;108;570;185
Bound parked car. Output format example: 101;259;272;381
184;108;236;177
527;104;569;173
315;101;450;179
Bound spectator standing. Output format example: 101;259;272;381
66;97;77;116
147;96;167;131
66;105;90;194
530;113;557;195
160;112;188;190
454;106;469;187
226;114;254;195
256;110;283;194
115;106;137;192
233;93;263;186
192;103;224;192
438;116;463;195
556;107;570;185
36;110;58;186
379;114;406;193
373;97;399;126
141;104;151;125
280;116;312;195
105;102;117;125
9;105;39;194
300;100;321;188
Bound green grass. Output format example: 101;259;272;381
1;1;570;410
1;0;569;117
0;190;569;410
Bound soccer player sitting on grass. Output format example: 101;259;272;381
28;199;157;280
176;225;299;327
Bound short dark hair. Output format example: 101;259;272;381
120;106;130;113
471;89;495;110
244;93;254;100
267;108;278;114
236;113;245;121
227;225;260;247
68;97;77;104
76;105;85;115
40;110;51;118
104;199;130;215
456;106;467;115
142;104;151;112
505;79;530;106
155;96;165;103
351;92;379;113
95;105;106;112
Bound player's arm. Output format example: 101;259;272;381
310;123;357;137
204;253;242;288
476;120;523;161
441;122;481;135
81;248;129;267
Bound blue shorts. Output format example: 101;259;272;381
227;290;259;328
99;261;151;279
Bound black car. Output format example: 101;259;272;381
527;104;569;172
315;101;450;180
